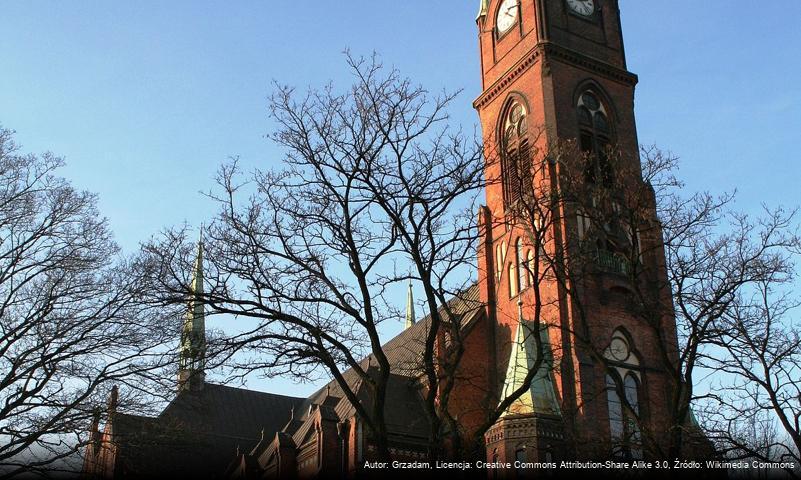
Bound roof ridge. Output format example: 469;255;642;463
204;382;306;401
302;282;483;405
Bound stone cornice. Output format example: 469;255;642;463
541;42;638;87
473;42;638;111
474;48;543;110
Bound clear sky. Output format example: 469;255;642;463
2;1;800;396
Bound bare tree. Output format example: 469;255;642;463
139;55;801;468
518;137;800;461
0;127;174;479
658;197;799;461
140;54;558;462
704;274;801;474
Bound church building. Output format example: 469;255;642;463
84;1;706;478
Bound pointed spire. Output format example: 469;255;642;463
187;229;205;336
498;301;561;416
107;385;118;414
190;228;204;316
178;228;207;391
89;406;102;453
405;280;416;329
477;0;489;20
90;406;101;433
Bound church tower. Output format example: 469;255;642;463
473;0;680;465
178;236;207;392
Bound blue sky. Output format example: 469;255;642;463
2;1;800;396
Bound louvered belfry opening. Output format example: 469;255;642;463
577;90;613;187
501;99;532;208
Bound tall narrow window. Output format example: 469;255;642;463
577;90;613;186
606;374;624;454
516;238;527;291
508;262;517;297
495;243;503;280
502;99;532;207
526;249;535;286
624;374;643;459
605;330;644;460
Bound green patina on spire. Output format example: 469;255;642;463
477;0;490;20
405;281;416;329
178;231;206;387
499;302;561;416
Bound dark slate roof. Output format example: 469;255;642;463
160;383;303;444
283;283;484;443
381;282;483;373
109;384;304;479
108;413;166;477
108;285;483;477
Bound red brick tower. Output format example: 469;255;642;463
472;0;679;466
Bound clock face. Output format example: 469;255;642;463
566;0;595;16
496;0;519;35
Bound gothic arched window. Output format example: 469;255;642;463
606;374;624;449
604;330;644;460
624;374;643;459
508;261;517;298
501;99;532;207
577;90;613;186
495;243;502;279
516;237;527;291
526;249;535;286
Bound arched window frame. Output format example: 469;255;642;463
499;95;532;208
495;243;503;280
495;240;508;283
508;262;517;298
576;87;615;186
526;249;535;286
605;373;625;454
603;329;644;460
516;237;527;291
623;374;643;459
